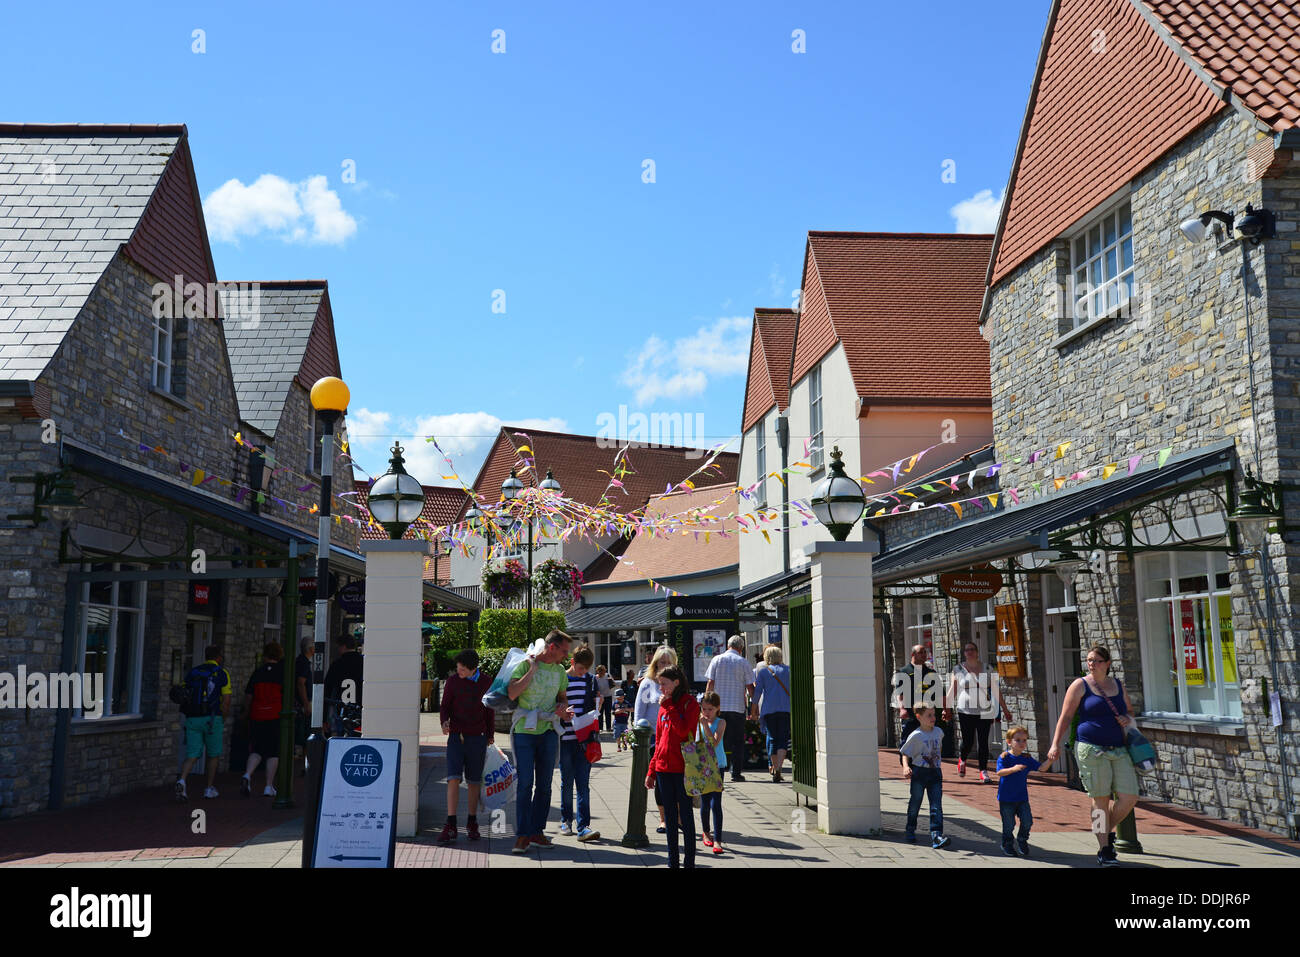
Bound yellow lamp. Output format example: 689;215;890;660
310;376;350;414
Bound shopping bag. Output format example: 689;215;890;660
1126;726;1158;772
480;743;517;813
681;727;721;797
481;647;530;714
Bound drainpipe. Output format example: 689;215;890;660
776;413;791;574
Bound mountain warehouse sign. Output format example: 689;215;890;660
938;570;1003;602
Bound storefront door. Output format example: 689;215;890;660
1043;611;1080;772
187;618;214;669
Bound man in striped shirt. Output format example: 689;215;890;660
558;643;601;842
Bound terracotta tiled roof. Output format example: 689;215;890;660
792;233;993;408
353;481;468;541
740;308;797;432
990;0;1231;285
1139;0;1300;132
582;483;739;585
467;427;739;516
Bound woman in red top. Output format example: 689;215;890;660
644;665;700;869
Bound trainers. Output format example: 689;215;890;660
240;776;251;798
558;822;574;837
957;759;966;777
1019;842;1031;857
530;833;553;847
174;778;187;802
979;770;989;784
577;827;600;843
467;820;481;841
511;837;530;855
437;822;457;845
1098;845;1119;866
263;785;276;797
203;786;219;799
931;834;950;849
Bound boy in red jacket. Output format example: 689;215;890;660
645;665;700;869
439;649;495;843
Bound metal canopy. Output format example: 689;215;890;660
565;599;670;633
873;440;1236;585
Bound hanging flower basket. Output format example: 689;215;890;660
533;557;582;611
481;559;530;607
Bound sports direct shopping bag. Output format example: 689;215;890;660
481;647;529;714
480;743;517;813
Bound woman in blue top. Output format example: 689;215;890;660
1046;643;1138;867
751;645;792;783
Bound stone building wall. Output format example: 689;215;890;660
983;107;1300;833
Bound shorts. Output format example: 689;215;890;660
1075;740;1139;798
447;732;489;783
614;720;628;737
184;715;224;760
250;718;281;759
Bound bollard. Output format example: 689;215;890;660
1115;806;1143;853
300;733;326;868
621;726;652;848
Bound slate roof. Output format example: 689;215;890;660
797;232;994;407
219;281;324;437
582;483;739;585
740;308;797;433
0;124;183;380
468;427;740;516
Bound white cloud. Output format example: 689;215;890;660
621;316;750;405
950;188;1004;233
204;173;358;245
347;410;568;487
767;263;786;300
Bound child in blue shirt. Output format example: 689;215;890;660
994;724;1041;856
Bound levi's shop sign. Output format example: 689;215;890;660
939;569;1003;602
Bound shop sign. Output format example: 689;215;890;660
299;572;338;605
993;603;1026;679
939;570;1003;602
667;596;738;688
336;580;365;615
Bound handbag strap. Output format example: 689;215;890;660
1088;676;1127;730
771;668;790;699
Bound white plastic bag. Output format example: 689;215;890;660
482;647;530;714
480;743;517;813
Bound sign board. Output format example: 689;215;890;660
311;737;401;868
993;603;1027;679
666;596;738;688
299;572;339;605
187;580;222;617
766;623;782;646
939;570;1003;602
336;580;365;615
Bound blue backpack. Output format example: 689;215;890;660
180;662;225;717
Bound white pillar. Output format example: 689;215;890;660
359;539;430;837
810;540;880;835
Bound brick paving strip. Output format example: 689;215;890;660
5;715;1297;868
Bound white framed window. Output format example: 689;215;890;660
152;313;172;392
808;365;823;471
903;599;934;664
1137;552;1241;720
1070;198;1134;329
76;563;147;719
754;422;768;508
308;408;326;475
264;594;282;630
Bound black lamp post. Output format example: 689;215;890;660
810;446;866;541
498;467;562;642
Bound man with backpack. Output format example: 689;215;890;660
175;645;232;801
241;642;285;798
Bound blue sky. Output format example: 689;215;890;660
4;0;1051;485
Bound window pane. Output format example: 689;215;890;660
1215;594;1242;717
1121;237;1133;270
1074;237;1086;263
1105;248;1117;282
1090;260;1101;286
1119;202;1132;236
113;610;138;715
1104;214;1117;247
1144;601;1181;711
83;606;111;678
1089;224;1101;251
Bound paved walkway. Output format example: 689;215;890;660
4;714;1297;868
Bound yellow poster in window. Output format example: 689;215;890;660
1217;595;1237;684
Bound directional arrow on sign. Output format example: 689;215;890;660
329;854;382;862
